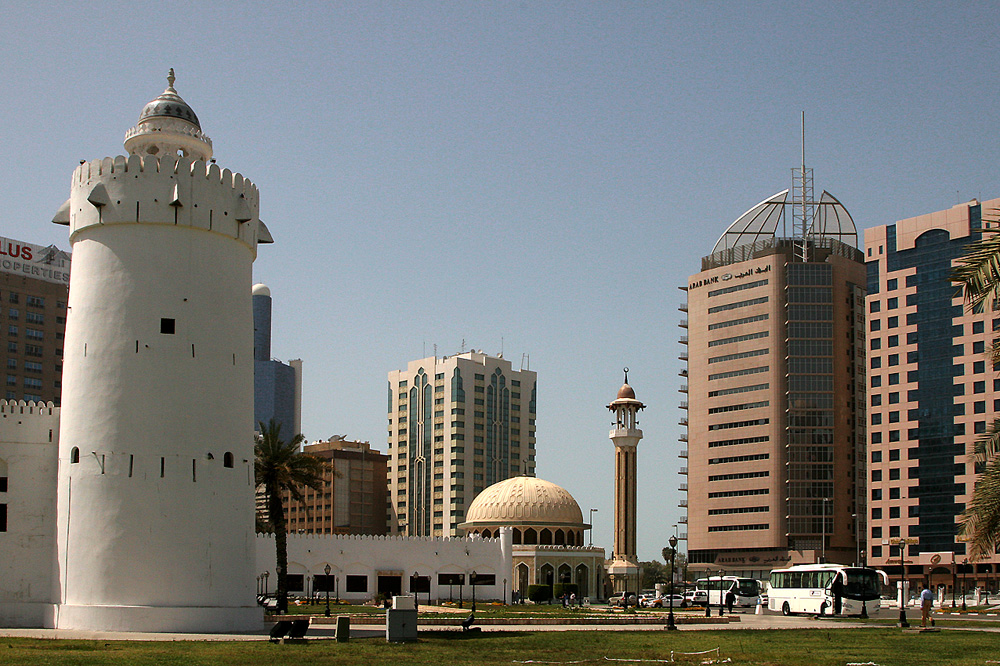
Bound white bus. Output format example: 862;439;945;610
767;564;885;616
694;576;761;607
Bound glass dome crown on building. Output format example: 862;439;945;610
712;189;858;254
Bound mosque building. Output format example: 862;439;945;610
459;475;605;599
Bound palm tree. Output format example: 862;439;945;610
254;419;328;613
952;227;1000;560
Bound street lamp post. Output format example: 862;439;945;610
263;571;269;597
413;571;420;612
962;559;968;612
705;570;712;618
503;578;507;606
335;575;340;605
895;539;908;628
718;570;724;617
589;508;598;547
471;571;477;612
667;535;678;631
324;564;332;617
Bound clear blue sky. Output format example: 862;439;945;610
3;2;999;562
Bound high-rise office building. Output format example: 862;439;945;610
0;237;70;405
865;198;1000;590
282;438;389;535
683;186;866;579
252;283;301;435
386;350;537;537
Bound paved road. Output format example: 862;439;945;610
1;608;996;641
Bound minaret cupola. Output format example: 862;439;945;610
123;68;213;161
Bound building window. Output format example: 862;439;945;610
25;296;44;308
160;318;175;334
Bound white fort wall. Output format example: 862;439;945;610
0;402;60;627
54;154;263;632
257;530;513;604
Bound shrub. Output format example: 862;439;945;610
527;584;553;603
553;583;578;599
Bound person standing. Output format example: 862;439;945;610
920;584;935;627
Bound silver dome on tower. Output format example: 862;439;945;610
124;69;213;161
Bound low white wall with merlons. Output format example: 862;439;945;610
0;401;60;628
256;529;513;605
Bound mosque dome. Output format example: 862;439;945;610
617;383;635;400
463;476;585;528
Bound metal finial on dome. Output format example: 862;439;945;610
623;367;629;384
167;68;176;91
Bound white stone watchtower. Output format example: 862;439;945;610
606;369;645;596
52;71;272;632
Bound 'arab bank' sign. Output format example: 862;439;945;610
0;236;70;285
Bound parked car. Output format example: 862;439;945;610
683;590;708;607
642;594;685;608
609;592;638;607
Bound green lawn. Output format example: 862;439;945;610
3;629;999;666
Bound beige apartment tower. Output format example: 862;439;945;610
387;350;537;537
865;198;1000;592
683;187;866;579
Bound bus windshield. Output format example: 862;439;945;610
841;568;880;601
734;579;759;597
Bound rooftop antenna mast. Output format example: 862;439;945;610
791;111;815;263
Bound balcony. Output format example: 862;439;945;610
679;401;688;410
678;532;688;540
678;352;688;362
679;303;688;312
679;466;688;475
679;318;688;328
679;384;688;393
679;483;688;492
678;417;688;427
679;335;688;345
678;433;688;442
678;449;688;458
679;369;688;377
679;515;688;524
678;499;688;508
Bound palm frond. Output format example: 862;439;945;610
959;455;1000;561
951;227;1000;313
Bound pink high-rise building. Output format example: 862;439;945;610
865;199;1000;593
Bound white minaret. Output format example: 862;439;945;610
607;369;645;597
51;70;272;632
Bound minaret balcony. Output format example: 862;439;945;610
609;427;643;440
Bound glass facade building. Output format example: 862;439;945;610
865;198;1000;591
683;190;866;579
